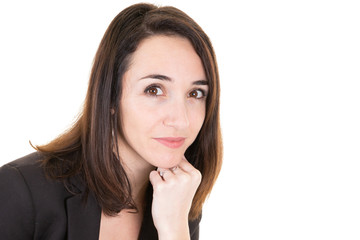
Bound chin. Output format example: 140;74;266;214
150;152;183;169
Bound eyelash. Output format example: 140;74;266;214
144;84;164;96
189;89;206;99
144;84;207;99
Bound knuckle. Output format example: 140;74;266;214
167;178;177;186
149;170;157;178
192;169;202;180
154;182;165;192
180;174;191;184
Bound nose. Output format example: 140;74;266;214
163;99;190;129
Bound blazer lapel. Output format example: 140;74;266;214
65;176;101;240
138;185;158;239
65;179;158;239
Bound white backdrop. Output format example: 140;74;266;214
1;0;359;239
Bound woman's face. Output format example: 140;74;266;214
119;35;207;169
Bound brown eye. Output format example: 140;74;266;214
145;85;163;96
189;89;205;99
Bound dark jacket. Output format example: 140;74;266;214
0;152;200;239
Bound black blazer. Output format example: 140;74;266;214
0;153;201;239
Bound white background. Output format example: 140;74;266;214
1;0;359;239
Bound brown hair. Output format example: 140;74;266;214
35;3;222;220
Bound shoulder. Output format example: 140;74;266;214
1;152;70;199
1;151;76;206
0;152;74;239
0;152;45;198
0;153;41;239
2;152;44;179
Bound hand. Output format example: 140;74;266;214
149;157;202;239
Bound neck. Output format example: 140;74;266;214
116;140;155;207
125;162;153;207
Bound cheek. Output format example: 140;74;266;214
189;104;206;136
121;99;161;138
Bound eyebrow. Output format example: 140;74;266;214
140;74;208;85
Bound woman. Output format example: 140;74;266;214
0;3;222;239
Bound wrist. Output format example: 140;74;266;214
157;220;190;240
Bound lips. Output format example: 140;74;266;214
154;137;185;149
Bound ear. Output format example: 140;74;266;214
110;108;115;115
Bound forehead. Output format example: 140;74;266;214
125;35;206;81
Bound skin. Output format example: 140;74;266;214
99;35;207;239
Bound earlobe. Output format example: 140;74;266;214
110;109;115;115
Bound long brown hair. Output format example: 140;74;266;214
35;3;222;220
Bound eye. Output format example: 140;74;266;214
145;85;164;96
189;89;206;99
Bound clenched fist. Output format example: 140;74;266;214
149;157;202;239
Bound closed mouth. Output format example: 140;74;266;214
153;137;186;149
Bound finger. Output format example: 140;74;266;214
156;167;177;180
178;157;196;173
157;166;178;172
157;167;167;172
149;170;163;185
170;166;179;173
178;157;202;183
156;167;169;179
